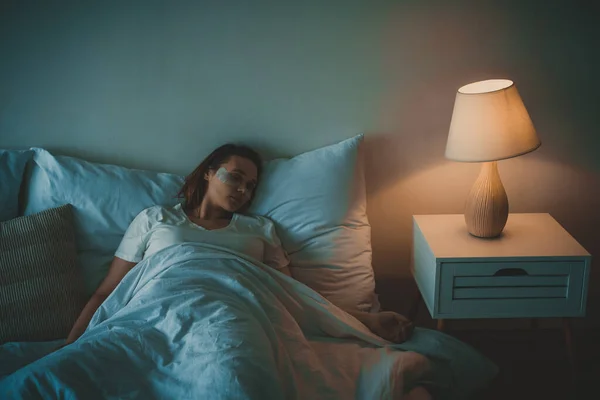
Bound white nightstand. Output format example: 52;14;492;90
409;213;591;376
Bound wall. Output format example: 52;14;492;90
1;0;598;328
0;0;385;171
366;1;600;329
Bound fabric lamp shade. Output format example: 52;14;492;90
445;79;541;162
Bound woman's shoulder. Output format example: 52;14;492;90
235;214;284;245
135;203;183;223
234;214;280;239
235;213;274;227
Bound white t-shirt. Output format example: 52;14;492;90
115;204;290;270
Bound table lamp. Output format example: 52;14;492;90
445;79;541;238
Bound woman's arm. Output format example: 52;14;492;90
64;257;137;345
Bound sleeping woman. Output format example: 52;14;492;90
63;143;414;348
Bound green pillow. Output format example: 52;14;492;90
0;204;86;344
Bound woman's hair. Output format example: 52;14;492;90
177;143;263;212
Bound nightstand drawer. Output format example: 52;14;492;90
438;261;586;318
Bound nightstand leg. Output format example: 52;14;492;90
562;318;576;384
436;319;445;331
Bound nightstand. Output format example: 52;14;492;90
409;213;591;377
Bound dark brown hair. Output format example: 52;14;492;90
177;144;263;212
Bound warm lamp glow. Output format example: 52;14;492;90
445;78;541;238
446;79;540;163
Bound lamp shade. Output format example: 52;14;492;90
445;79;541;162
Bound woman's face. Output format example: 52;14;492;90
205;155;258;213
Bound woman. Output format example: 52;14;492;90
64;144;412;347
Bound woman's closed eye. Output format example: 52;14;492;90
228;173;243;185
227;172;256;192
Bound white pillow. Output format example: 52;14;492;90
24;149;184;294
23;136;378;311
250;135;378;312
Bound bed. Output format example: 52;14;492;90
0;136;497;399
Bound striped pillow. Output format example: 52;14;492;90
0;204;86;343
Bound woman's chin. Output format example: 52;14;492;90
223;198;245;213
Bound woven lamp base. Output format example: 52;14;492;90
464;161;509;238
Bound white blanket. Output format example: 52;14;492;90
0;243;497;399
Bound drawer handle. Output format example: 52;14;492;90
493;268;529;277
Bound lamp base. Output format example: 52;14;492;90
464;161;509;238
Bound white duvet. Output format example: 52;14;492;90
0;243;496;399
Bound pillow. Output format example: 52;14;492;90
0;149;33;221
23;138;377;312
24;149;184;294
0;204;86;344
249;135;378;312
